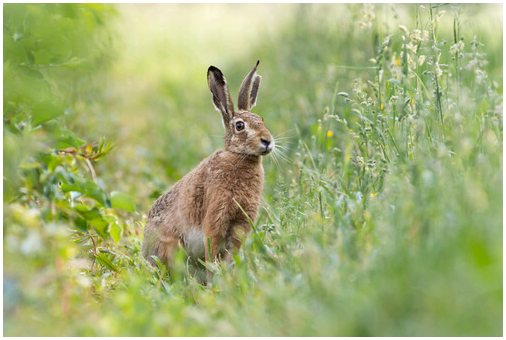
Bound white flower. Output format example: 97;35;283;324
450;40;465;56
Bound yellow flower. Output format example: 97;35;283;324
326;130;333;138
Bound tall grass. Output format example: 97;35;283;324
4;4;502;336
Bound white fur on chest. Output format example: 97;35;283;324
182;227;205;258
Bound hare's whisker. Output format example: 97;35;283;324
271;148;290;164
274;144;290;151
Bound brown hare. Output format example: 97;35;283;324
142;61;274;280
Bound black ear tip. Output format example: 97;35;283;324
255;60;260;67
208;66;226;84
208;65;217;72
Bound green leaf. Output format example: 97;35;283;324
110;191;136;212
95;252;117;272
56;129;86;149
33;49;53;65
31;99;64;126
109;222;123;244
61;178;109;207
88;218;109;240
73;205;110;239
74;204;102;220
74;217;88;232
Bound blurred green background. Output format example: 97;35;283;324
3;3;503;336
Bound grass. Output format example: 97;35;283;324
3;3;503;336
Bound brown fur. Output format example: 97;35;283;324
142;61;274;279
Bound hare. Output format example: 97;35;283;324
142;61;274;279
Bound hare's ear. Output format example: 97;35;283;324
208;66;235;126
237;60;262;111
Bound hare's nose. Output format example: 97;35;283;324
260;138;271;148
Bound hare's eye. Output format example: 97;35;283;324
235;121;245;131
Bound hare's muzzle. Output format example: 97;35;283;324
260;137;274;155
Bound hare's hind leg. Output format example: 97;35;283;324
142;225;180;267
155;235;180;267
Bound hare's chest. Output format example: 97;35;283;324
229;180;264;221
